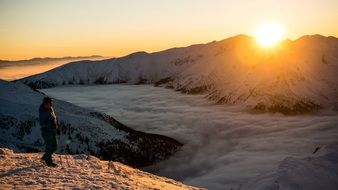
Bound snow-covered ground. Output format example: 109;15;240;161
42;84;338;190
242;143;338;190
0;148;203;190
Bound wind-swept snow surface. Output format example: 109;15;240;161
242;143;338;190
18;35;338;114
0;148;204;190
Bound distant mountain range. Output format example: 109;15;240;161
16;34;338;114
0;55;104;67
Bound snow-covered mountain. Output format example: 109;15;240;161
0;79;182;167
242;143;338;190
17;35;338;114
0;148;204;190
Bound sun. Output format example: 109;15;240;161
255;23;285;48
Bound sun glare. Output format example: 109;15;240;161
255;23;285;48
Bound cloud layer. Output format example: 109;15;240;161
42;84;338;190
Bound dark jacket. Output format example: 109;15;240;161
39;104;58;133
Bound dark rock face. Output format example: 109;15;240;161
135;77;148;85
23;80;57;89
154;77;173;87
89;112;182;167
178;85;210;95
94;77;108;84
253;99;322;115
0;111;182;168
0;114;35;141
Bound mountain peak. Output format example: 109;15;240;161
296;34;338;42
15;34;338;114
219;34;253;43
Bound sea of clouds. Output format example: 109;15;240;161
42;84;338;190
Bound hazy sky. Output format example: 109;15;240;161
1;0;338;60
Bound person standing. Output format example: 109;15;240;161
38;97;60;167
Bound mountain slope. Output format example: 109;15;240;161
242;143;338;190
0;148;204;190
0;79;182;167
16;35;338;114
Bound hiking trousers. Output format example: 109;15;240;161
41;130;57;164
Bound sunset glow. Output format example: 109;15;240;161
1;0;338;60
0;0;338;189
256;23;285;47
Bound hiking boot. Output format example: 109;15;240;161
46;162;57;167
40;154;46;161
40;156;47;165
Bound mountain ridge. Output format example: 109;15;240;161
0;79;182;167
16;34;338;114
0;55;104;63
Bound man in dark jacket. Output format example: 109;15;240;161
39;97;60;167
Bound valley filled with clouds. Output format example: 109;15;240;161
42;84;338;189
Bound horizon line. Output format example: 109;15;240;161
2;33;337;61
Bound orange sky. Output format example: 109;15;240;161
1;0;338;60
